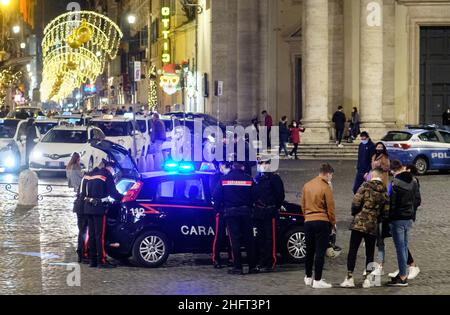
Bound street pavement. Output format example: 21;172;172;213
0;160;449;295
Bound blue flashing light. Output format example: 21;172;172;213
179;162;195;173
164;161;179;172
163;160;195;173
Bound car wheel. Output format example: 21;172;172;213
282;227;306;264
88;157;94;172
131;231;170;268
414;157;428;175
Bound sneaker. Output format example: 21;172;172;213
362;278;373;289
408;266;420;280
304;276;313;287
388;270;399;278
340;277;355;288
387;275;408;287
338;144;344;148
312;279;332;289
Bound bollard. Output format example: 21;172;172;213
18;169;39;207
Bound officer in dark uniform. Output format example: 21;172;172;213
74;174;89;264
253;156;285;273
83;161;123;268
211;161;233;269
213;161;257;275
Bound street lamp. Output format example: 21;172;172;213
12;25;20;34
127;14;136;25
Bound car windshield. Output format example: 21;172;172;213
42;130;88;143
36;122;58;135
91;121;131;137
382;132;413;142
109;149;139;179
0;120;19;139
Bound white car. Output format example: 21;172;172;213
136;116;151;157
34;118;59;138
0;118;40;173
90;115;146;161
53;114;92;126
29;125;107;173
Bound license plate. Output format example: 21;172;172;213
46;161;63;168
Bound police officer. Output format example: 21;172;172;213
74;174;89;264
253;156;285;272
83;161;123;268
211;161;233;269
213;161;257;275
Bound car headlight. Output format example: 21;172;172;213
32;150;43;159
4;156;16;168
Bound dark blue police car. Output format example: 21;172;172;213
100;157;306;268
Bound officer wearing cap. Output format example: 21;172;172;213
253;155;285;272
82;160;123;268
213;161;257;275
211;161;233;269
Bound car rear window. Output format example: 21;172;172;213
382;132;412;142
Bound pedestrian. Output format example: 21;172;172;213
301;163;336;289
66;152;84;193
340;168;389;289
443;108;450;128
83;161;123;268
25;119;37;167
350;107;361;141
387;164;421;281
387;160;421;287
213;161;258;275
353;131;376;194
211;161;233;269
261;110;273;149
74;173;90;264
332;106;347;148
371;142;391;188
17;108;30;120
289;120;305;160
278;116;290;157
150;113;167;171
253;156;285;272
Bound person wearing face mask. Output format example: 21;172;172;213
353;132;376;194
301;163;336;289
289;120;306;160
253;156;285;273
371;142;391;188
211;161;233;269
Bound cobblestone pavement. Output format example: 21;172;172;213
0;161;449;295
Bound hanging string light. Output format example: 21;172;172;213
41;11;123;102
148;65;158;110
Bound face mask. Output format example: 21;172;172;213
293;124;297;128
257;164;270;173
376;149;384;154
361;140;369;145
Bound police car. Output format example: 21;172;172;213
105;161;306;268
0;118;40;173
90;115;146;161
29;125;107;174
382;125;450;175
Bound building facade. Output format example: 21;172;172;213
105;0;450;143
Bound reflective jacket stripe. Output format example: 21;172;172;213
222;180;253;187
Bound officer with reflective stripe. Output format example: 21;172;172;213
82;161;123;268
213;161;257;275
253;155;285;273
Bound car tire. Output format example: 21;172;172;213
414;157;428;175
281;227;307;264
131;231;170;268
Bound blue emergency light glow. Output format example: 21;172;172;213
179;162;195;173
164;161;179;172
163;161;195;173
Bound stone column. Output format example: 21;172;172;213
302;0;330;144
360;0;386;140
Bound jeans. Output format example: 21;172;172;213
353;171;366;194
347;230;376;273
279;141;289;156
305;221;330;281
335;128;344;145
390;220;413;277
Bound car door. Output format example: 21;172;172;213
196;174;218;253
437;131;450;168
418;131;447;168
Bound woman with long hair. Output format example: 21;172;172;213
371;142;390;188
66;152;84;193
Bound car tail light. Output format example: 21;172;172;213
393;143;411;150
122;181;143;203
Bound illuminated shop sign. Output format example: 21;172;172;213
161;6;171;64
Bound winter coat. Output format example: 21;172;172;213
290;127;305;145
389;172;421;221
279;121;290;143
151;119;167;142
351;179;390;236
371;154;391;187
332;111;347;130
357;140;376;174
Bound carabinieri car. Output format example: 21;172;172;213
103;160;306;268
382;125;450;175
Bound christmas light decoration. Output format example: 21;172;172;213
0;67;23;106
40;11;123;102
148;65;158;110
